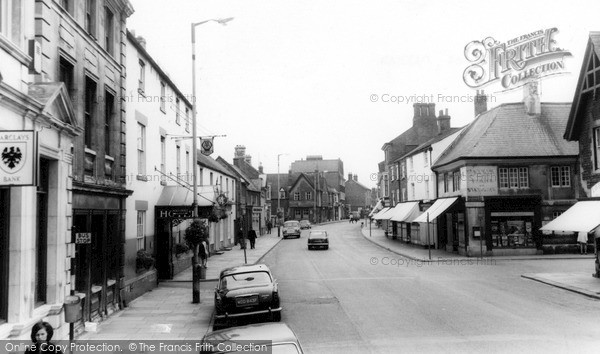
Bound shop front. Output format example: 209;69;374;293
71;186;130;324
484;196;541;256
413;197;464;252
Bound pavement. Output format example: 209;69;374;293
360;223;600;300
77;230;284;340
76;221;600;341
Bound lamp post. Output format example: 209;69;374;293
277;153;287;236
190;17;233;304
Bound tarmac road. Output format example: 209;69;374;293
259;222;600;354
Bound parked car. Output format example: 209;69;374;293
307;230;329;250
299;220;312;229
201;323;305;354
282;220;301;238
214;264;281;327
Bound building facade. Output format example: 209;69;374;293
432;89;579;257
0;0;83;339
345;173;372;215
290;156;344;220
36;0;134;332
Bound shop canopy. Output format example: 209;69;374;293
540;201;600;233
156;185;215;206
372;207;392;220
369;199;384;217
412;197;459;223
389;202;420;222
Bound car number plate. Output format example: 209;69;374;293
236;296;258;307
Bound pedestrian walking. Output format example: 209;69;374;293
247;227;257;249
200;240;209;267
577;231;588;255
25;321;63;354
267;221;272;234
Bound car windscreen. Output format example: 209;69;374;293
309;232;326;238
220;271;272;291
284;221;299;227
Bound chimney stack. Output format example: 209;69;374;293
353;174;358;182
136;36;147;49
234;145;246;159
348;173;353;181
244;155;252;166
474;90;488;116
413;103;436;125
258;163;263;173
437;108;451;134
523;81;541;116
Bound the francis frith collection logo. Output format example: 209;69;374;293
463;28;572;91
0;131;36;186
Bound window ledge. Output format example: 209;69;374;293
105;155;114;161
0;34;31;66
85;148;97;156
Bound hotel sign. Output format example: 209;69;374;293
0;131;36;186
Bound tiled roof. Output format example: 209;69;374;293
197;154;236;179
433;103;578;168
397;127;464;161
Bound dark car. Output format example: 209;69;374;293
299;220;312;229
307;230;329;250
282;220;301;238
214;264;281;326
201;323;304;354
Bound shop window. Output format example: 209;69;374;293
490;214;534;248
551;166;571;187
303;209;310;218
295;210;301;218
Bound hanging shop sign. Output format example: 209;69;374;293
201;137;214;156
0;131;37;186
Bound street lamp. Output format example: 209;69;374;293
190;16;233;304
277;153;287;236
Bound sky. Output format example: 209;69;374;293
127;0;600;189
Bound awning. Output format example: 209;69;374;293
390;202;420;222
369;200;384;217
412;197;459;223
156;185;216;206
540;201;600;233
372;207;392;220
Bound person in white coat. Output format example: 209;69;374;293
577;231;588;255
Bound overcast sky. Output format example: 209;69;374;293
127;0;600;189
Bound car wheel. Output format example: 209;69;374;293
273;312;281;322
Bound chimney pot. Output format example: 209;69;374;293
474;90;488;116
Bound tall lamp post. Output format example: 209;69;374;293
277;153;287;236
190;17;233;304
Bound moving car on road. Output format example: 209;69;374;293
214;264;281;327
201;323;305;354
282;220;301;238
307;230;329;250
299;220;312;229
